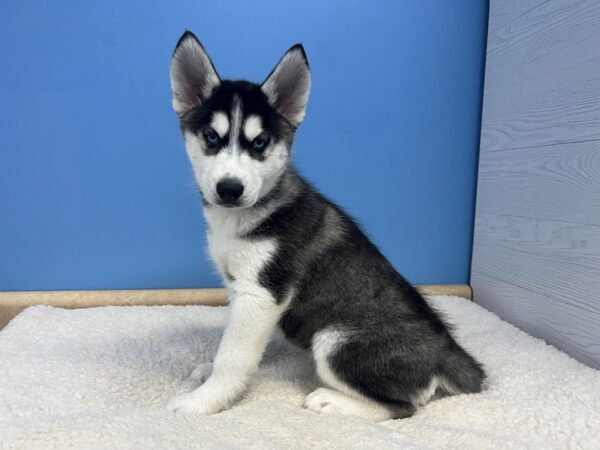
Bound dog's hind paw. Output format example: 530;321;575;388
303;388;341;414
303;387;396;422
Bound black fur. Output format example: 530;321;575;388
248;169;486;416
180;80;295;160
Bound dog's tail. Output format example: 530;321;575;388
437;339;486;395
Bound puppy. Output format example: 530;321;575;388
166;31;485;421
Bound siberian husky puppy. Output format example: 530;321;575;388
166;31;485;421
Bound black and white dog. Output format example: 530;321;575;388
166;31;485;421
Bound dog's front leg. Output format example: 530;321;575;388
167;286;281;415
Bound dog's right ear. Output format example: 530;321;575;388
170;31;220;117
261;44;311;128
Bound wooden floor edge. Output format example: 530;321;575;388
0;284;471;330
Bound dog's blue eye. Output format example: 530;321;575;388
253;136;268;152
204;129;220;145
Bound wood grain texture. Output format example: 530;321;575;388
481;0;600;151
472;214;600;368
473;0;600;368
476;141;600;224
0;284;471;330
488;0;551;34
471;271;600;368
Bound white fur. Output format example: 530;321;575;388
407;374;460;406
304;387;393;422
183;128;289;209
189;363;213;383
229;96;243;147
411;376;439;406
311;329;357;398
436;374;463;395
307;329;395;421
243;115;263;141
167;205;293;415
204;207;278;281
166;285;283;414
210;111;229;138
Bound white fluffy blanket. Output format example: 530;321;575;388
1;296;598;449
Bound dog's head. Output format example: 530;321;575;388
170;31;311;209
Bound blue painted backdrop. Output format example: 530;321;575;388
0;1;488;290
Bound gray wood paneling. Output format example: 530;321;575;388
487;0;551;34
481;0;600;152
476;141;600;224
472;214;600;367
472;0;600;368
471;271;599;368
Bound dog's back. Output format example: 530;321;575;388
249;170;486;418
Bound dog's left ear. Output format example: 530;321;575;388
262;44;311;127
170;31;221;117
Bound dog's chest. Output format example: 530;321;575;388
204;208;276;283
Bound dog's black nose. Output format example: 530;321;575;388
216;178;244;204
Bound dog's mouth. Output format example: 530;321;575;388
201;184;264;210
199;189;249;209
209;196;255;210
216;200;245;209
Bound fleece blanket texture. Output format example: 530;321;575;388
0;295;598;449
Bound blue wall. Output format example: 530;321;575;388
0;1;488;290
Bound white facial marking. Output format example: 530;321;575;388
229;95;243;147
210;111;229;138
183;92;290;208
243;115;263;141
184;127;289;208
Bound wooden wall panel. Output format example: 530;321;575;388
476;142;600;224
487;0;550;33
481;0;600;151
472;214;600;367
472;0;600;368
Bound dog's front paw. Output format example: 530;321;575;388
167;385;228;416
167;391;220;416
166;392;198;413
188;362;213;384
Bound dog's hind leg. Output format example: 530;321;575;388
303;387;414;421
305;328;417;421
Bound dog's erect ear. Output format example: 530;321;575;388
170;31;220;116
261;44;311;127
